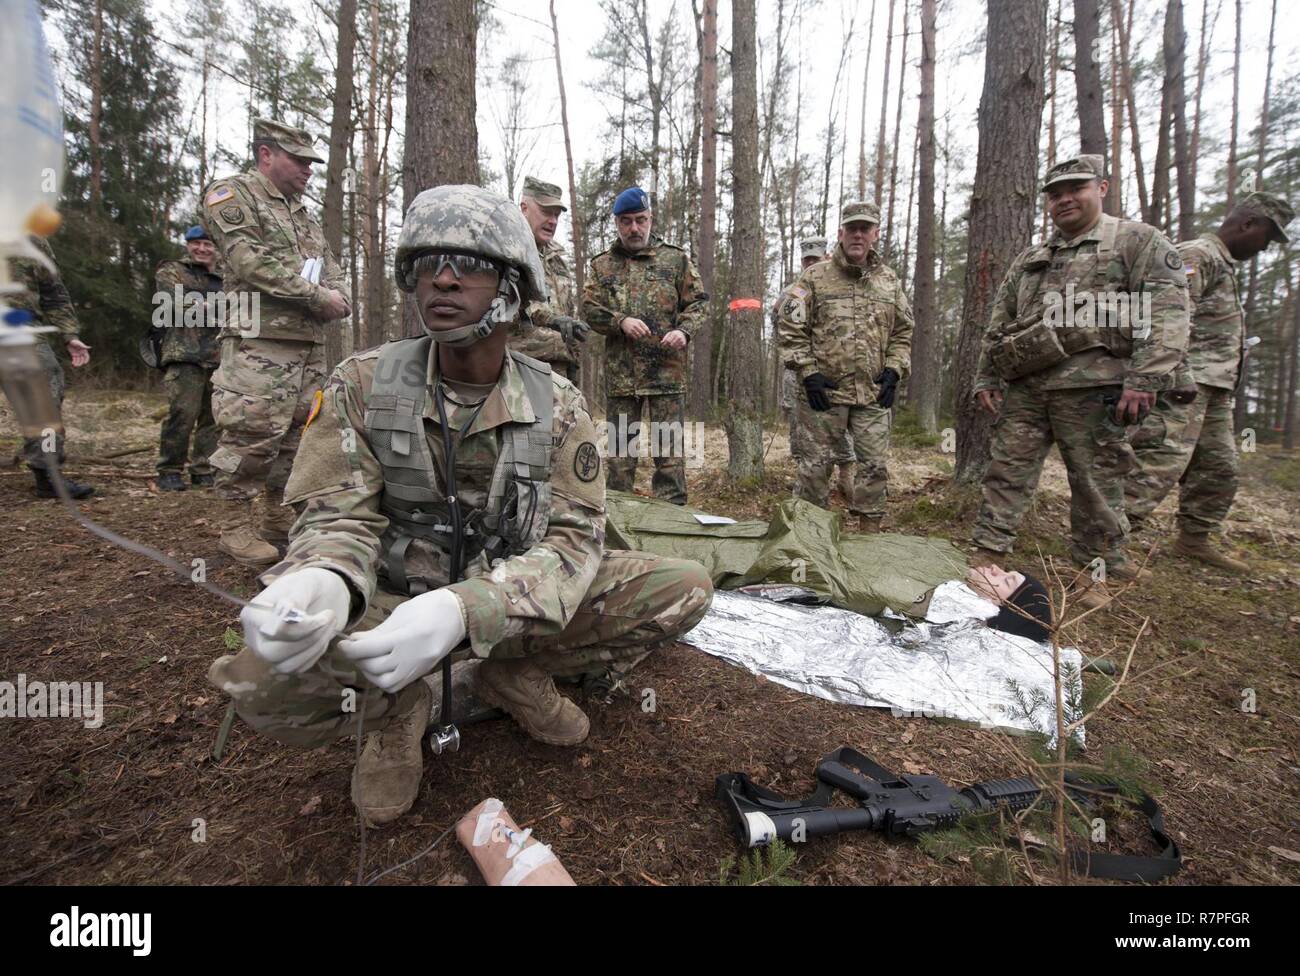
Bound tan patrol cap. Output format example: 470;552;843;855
1041;154;1104;191
840;201;880;226
253;118;325;163
800;237;828;259
1238;190;1294;244
522;175;567;211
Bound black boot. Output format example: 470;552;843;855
157;472;188;491
32;467;95;500
190;472;215;488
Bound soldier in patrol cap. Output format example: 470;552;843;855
510;175;589;382
583;187;707;505
1126;189;1294;572
211;185;713;826
151;225;222;491
777;202;913;531
202;118;351;566
774;237;855;496
971;153;1189;608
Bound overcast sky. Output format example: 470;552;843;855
45;0;1300;252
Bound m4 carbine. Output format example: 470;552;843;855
716;746;1182;881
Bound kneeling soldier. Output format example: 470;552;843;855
209;186;714;825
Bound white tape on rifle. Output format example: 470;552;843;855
500;842;556;887
473;798;504;847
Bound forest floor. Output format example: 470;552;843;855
1;387;1298;886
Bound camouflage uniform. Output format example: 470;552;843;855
972;156;1189;571
1127;192;1295;535
208;341;714;747
201;120;345;520
776;224;913;519
509;239;580;378
583;235;707;504
774;307;852;468
153;257;222;477
0;236;79;471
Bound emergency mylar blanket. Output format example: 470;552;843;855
605;492;1082;738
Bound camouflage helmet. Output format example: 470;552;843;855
394;184;548;306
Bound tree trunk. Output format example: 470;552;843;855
1112;0;1150;220
726;0;764;480
1168;0;1194;240
908;0;939;431
403;0;478;336
1188;0;1216;212
1108;10;1124;214
1226;0;1241;210
693;0;718;420
1073;0;1111;214
1285;274;1299;449
1046;0;1060;239
858;0;878;199
1238;0;1277;432
885;0;911;248
954;0;1048;483
1149;0;1179;228
323;0;358;371
874;0;897;204
89;0;105;211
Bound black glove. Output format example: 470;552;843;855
551;315;591;344
874;367;900;408
802;372;839;411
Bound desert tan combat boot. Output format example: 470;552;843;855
257;496;297;547
217;501;279;566
1173;532;1250;573
836;464;855;501
351;680;432;826
476;657;590;746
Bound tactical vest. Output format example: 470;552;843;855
364;336;556;595
990;215;1128;380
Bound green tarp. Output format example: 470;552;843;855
604;491;969;619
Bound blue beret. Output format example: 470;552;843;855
613;187;650;216
185;225;211;242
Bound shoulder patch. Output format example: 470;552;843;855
789;284;810;299
205;185;235;207
573;442;601;482
219;204;246;225
1164;250;1183;271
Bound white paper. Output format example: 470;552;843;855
692;513;737;525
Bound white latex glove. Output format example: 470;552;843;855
240;567;352;674
336;589;467;694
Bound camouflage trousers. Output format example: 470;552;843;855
605;394;689;505
157;363;218;476
207;550;714;749
209;337;326;506
1126;384;1238;535
793;399;887;516
786;405;854;467
973;383;1136;570
0;339;67;470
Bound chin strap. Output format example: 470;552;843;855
424;268;522;347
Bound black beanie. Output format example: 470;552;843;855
988;575;1053;643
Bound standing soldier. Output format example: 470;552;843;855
773;237;855;498
511;176;589;382
1126;191;1294;572
202;118;351;566
582;186;706;505
152;225;222;491
970;155;1189;607
777;202;913;532
0;235;94;499
213;186;712;825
